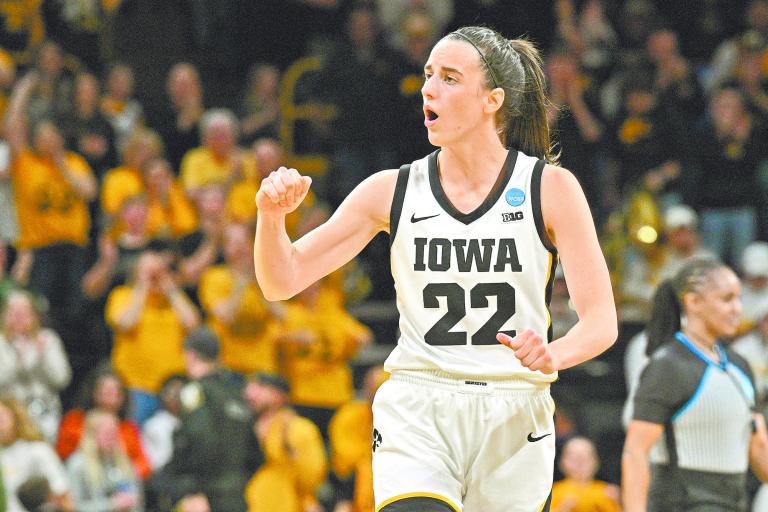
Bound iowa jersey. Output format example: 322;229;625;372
386;149;558;381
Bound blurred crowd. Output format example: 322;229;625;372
0;0;767;511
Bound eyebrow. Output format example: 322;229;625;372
423;64;465;76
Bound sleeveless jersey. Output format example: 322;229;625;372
385;149;558;382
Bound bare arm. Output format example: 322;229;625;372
254;166;396;301
53;151;97;201
543;165;617;368
622;419;664;512
750;413;768;482
498;165;617;371
3;72;36;155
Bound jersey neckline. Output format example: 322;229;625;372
428;148;518;225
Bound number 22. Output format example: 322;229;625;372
423;282;515;346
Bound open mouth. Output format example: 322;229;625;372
426;109;438;121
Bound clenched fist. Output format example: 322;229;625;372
256;166;312;215
497;329;559;374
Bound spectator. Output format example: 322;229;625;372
375;0;453;54
656;204;714;281
15;475;65;512
646;28;705;120
0;107;17;257
25;41;74;126
177;184;227;298
66;410;143;512
3;71;97;371
56;364;151;481
243;371;327;512
59;72;118;180
238;64;280;145
154;328;251;512
690;86;767;267
100;128;163;226
732;303;768;415
101;63;145;151
0;397;73;512
199;223;283;375
328;365;388;512
156;63;203;171
142;157;198;240
106;249;200;424
141;374;187;472
551;436;620;512
179;108;257;197
740;241;768;328
0;290;71;442
279;280;372;440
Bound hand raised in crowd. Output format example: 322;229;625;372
497;329;560;374
255;166;312;216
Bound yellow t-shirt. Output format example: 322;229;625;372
245;409;327;512
280;297;370;408
11;149;93;249
198;265;280;374
180;146;257;192
106;286;188;393
329;400;375;512
101;165;144;216
550;478;620;512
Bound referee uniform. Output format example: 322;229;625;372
632;332;757;511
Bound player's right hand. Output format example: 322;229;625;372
255;166;312;216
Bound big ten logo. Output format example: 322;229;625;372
502;211;524;223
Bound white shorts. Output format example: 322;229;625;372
372;370;555;512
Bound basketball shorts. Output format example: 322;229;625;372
372;370;555;512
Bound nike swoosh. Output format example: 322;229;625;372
527;432;552;443
411;213;440;223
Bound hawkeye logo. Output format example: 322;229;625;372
502;211;524;223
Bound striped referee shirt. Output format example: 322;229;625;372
632;332;756;512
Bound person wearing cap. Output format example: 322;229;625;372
657;204;714;281
243;371;327;512
152;327;252;512
740;241;768;329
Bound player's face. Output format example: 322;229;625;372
691;268;742;339
422;39;491;147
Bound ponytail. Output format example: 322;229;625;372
645;279;681;357
445;28;559;164
506;39;559;165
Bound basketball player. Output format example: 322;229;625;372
254;26;617;512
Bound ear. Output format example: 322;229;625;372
484;87;505;115
681;291;701;313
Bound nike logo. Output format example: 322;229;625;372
527;432;552;443
411;213;440;223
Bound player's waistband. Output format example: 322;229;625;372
390;369;551;396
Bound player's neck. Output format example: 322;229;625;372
439;140;508;184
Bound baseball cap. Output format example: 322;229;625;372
183;327;220;361
664;205;698;230
247;372;290;394
742;241;768;278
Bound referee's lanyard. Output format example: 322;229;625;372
675;331;757;433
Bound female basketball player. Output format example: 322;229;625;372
622;258;768;512
254;26;617;512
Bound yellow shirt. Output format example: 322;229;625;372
280;297;370;408
180;146;257;192
329;400;375;512
245;408;327;512
198;265;280;374
550;478;620;512
101;165;198;238
11;149;93;249
106;286;188;393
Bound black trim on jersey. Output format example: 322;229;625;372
427;149;518;225
380;497;456;512
531;159;557;253
541;490;552;512
389;164;411;248
545;254;558;343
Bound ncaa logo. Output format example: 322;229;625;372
505;188;526;207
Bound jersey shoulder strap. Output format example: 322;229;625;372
389;163;411;247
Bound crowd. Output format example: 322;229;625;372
0;0;767;511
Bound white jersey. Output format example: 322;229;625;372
385;149;558;382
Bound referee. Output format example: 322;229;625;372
622;258;768;512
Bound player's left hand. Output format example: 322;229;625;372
497;329;559;374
